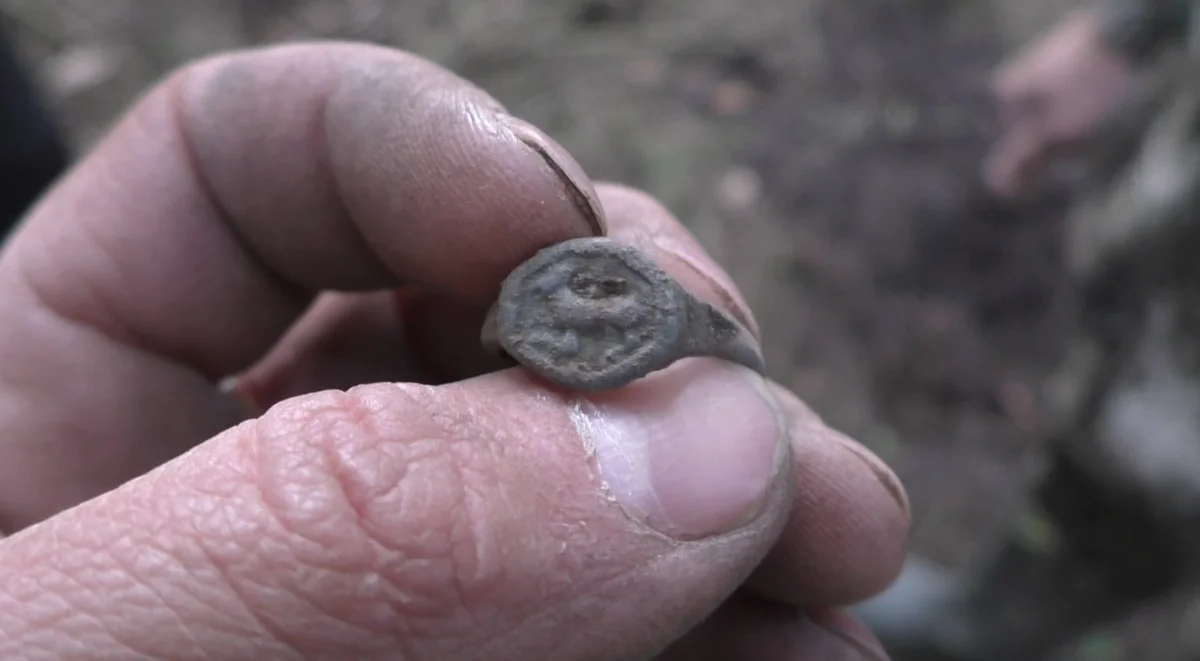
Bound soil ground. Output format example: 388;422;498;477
4;0;1198;658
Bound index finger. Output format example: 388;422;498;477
0;42;604;529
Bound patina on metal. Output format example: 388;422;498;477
481;237;765;392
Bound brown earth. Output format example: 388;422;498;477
4;0;1197;658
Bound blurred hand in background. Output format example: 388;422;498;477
985;9;1137;198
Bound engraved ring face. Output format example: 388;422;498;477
493;238;687;391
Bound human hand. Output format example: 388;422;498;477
0;42;909;660
984;9;1137;198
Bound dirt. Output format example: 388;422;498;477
2;0;1195;657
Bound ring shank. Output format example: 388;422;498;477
678;299;766;375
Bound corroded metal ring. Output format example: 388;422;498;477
481;237;765;392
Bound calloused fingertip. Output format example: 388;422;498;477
746;382;910;606
768;383;909;520
827;429;910;522
789;383;909;527
503;115;608;236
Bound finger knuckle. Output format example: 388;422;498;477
239;384;506;623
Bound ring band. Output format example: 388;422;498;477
481;237;765;392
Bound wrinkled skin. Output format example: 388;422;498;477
985;9;1139;198
0;43;910;660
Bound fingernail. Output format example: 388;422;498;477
502;115;608;236
799;610;892;661
570;360;786;539
828;430;910;520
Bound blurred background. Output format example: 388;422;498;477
3;0;1194;658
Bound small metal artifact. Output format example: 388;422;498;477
482;237;765;392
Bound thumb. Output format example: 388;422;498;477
0;360;791;660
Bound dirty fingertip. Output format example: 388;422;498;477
503;115;607;236
767;382;910;521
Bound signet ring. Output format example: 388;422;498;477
481;237;766;392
